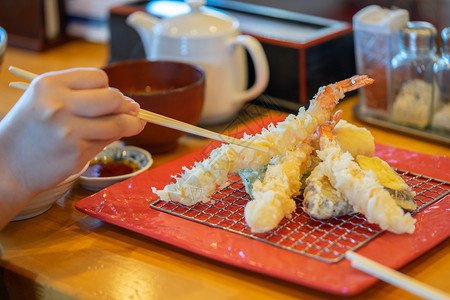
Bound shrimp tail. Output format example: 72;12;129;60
338;75;375;93
317;110;343;138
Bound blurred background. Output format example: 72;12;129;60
0;0;449;112
1;0;448;49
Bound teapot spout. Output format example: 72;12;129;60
126;11;158;58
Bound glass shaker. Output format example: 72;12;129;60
353;5;409;119
390;21;439;129
432;27;450;132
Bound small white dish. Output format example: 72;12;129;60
79;145;153;191
13;163;89;221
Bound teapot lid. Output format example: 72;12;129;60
155;0;239;37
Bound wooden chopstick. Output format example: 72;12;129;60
346;251;450;300
9;81;30;90
8;66;36;91
9;66;39;80
138;110;268;153
8;66;269;153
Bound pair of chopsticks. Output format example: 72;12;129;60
8;66;268;153
346;251;450;299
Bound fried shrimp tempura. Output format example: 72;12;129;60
153;76;374;206
245;142;314;233
316;116;415;234
245;112;346;232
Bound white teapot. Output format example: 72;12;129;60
127;0;269;124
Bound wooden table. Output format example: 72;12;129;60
0;41;449;299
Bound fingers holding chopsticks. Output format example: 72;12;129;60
8;67;146;145
9;66;268;153
10;67;143;118
2;67;147;193
27;69;146;138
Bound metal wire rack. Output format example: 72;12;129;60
150;169;450;263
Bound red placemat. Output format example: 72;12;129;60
76;115;450;295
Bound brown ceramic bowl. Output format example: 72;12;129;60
103;59;205;153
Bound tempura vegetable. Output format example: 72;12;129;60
302;163;354;219
355;155;417;212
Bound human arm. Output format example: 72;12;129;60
0;68;145;229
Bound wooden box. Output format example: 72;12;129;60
0;0;67;51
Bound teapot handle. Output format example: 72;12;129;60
230;35;269;103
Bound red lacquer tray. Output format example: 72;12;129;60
76;115;450;296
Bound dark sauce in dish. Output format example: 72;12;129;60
83;159;140;177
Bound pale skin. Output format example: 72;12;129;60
0;68;146;230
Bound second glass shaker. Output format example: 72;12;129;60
390;21;439;129
432;27;450;132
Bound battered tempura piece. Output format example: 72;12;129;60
303;111;354;220
244;141;314;233
316;118;415;234
331;120;375;158
355;155;417;212
238;164;270;199
245;112;344;233
153;76;374;205
303;163;354;219
303;125;416;220
240;118;376;198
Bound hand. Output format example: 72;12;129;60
0;68;146;199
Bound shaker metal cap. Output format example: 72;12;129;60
399;21;437;52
